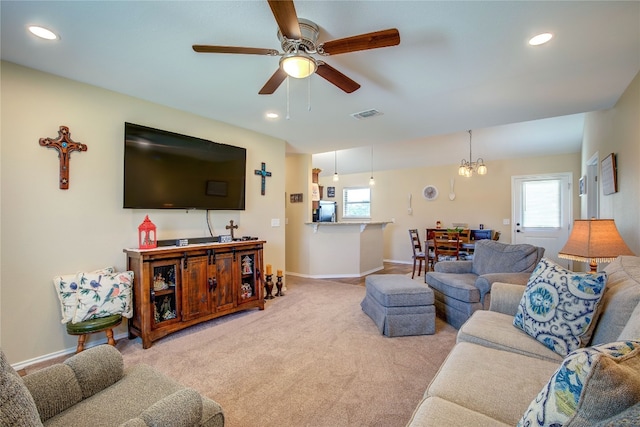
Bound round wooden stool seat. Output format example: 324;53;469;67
66;314;122;353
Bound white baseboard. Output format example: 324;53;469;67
285;265;384;280
383;259;412;265
11;331;130;371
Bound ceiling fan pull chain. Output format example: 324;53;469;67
286;77;290;120
308;76;312;112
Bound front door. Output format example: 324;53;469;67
512;173;573;268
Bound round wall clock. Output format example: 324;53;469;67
422;185;439;201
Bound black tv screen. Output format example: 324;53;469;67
123;122;246;210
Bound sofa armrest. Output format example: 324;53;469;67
63;344;124;399
119;388;203;427
434;260;473;274
488;282;526;316
475;272;532;304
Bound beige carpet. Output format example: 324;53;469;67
117;275;457;427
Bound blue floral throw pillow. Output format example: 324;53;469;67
514;258;607;356
517;340;640;427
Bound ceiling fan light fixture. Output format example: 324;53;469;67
280;52;317;78
28;25;58;40
529;32;553;46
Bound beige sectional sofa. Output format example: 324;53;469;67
407;256;640;426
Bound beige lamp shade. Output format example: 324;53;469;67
558;219;635;271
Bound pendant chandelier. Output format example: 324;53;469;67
458;130;487;177
333;151;339;182
369;146;375;186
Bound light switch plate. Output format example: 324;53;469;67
271;218;280;227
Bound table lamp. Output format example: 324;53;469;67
558;219;635;272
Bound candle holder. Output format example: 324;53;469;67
264;274;275;300
275;274;284;297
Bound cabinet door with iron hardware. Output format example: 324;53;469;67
212;252;235;312
181;255;212;322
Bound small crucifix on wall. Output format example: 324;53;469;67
39;126;87;189
254;162;272;196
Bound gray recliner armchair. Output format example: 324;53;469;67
425;240;544;329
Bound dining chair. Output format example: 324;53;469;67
457;229;473;259
409;229;426;279
433;230;460;263
425;229;436;272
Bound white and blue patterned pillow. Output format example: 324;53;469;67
72;271;134;324
518;340;640;427
53;267;115;323
514;258;607;356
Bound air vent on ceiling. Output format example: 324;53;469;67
350;109;383;120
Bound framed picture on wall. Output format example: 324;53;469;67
601;153;618;195
579;176;587;196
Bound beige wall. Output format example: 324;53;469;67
582;71;640;254
4;59;638;365
284;154;313;275
1;62;286;364
316;153;581;265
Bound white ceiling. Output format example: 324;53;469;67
2;1;638;177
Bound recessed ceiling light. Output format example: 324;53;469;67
266;112;279;119
28;25;59;40
529;33;553;46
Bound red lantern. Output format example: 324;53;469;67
138;215;157;249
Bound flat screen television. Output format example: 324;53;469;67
123;122;246;210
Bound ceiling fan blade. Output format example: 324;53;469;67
268;0;301;40
318;28;400;55
315;62;361;93
259;68;288;95
193;45;279;56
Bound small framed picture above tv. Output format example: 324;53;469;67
601;153;617;195
123;122;246;210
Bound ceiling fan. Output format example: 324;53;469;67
192;0;400;95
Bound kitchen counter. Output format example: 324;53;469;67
299;221;391;278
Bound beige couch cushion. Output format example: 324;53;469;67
426;342;559;425
591;256;640;345
619;301;640;340
458;310;564;363
407;396;511;427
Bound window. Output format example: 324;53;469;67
343;187;371;219
522;179;561;228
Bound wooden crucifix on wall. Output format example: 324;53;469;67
226;220;238;240
39;126;87;189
